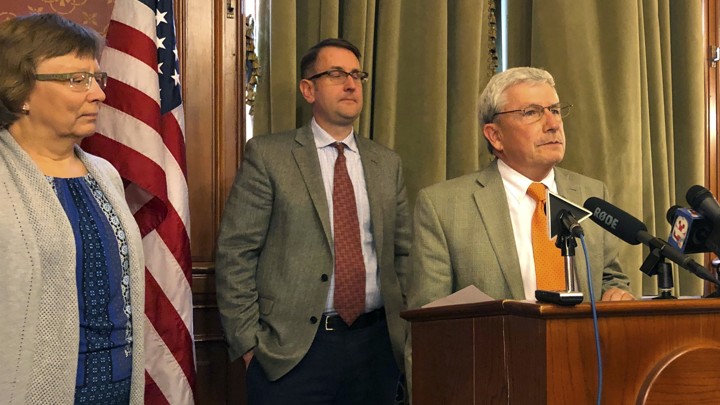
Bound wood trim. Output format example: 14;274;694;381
705;0;720;294
216;0;242;228
178;0;244;402
710;0;719;194
403;299;720;324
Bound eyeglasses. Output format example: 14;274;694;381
492;102;572;124
306;68;369;84
34;71;108;92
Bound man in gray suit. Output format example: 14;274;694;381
216;38;411;404
408;67;633;312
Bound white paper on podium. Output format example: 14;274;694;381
421;285;495;308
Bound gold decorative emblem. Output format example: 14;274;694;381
81;11;97;26
40;0;89;15
0;12;17;22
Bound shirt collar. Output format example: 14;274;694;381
497;159;557;203
311;118;358;153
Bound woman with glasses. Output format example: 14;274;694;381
0;13;144;404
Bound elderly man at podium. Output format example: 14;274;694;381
407;67;634;312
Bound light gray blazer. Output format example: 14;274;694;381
0;129;145;404
215;123;411;381
407;159;631;310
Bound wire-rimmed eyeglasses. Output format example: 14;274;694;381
492;102;572;124
34;72;108;92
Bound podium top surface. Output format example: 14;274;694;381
401;298;720;323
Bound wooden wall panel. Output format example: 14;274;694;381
183;0;218;262
180;0;245;403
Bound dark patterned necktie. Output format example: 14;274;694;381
527;182;566;291
332;142;366;325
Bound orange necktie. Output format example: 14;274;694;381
527;182;566;291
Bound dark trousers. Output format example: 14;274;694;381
246;314;400;405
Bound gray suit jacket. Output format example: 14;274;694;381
216;124;411;380
407;159;630;310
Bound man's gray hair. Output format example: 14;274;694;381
478;67;556;154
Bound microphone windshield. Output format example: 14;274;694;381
665;205;682;225
583;197;647;245
686;185;713;209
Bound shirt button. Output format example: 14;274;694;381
320;274;328;282
310;316;318;324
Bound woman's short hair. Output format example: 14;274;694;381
478;67;556;155
0;13;104;129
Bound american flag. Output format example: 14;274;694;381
81;0;196;403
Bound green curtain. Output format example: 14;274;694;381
509;0;705;297
255;0;494;204
255;0;705;297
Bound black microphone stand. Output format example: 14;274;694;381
535;211;584;306
558;231;580;292
639;244;676;299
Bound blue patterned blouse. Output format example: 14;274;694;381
49;174;133;404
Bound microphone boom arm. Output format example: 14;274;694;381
639;231;720;286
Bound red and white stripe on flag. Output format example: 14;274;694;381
82;0;196;403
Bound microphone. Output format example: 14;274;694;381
685;185;720;258
534;191;589;305
547;191;591;238
583;197;640;245
666;205;713;254
560;210;584;237
583;197;720;286
687;185;720;228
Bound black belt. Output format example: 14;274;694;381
320;308;386;332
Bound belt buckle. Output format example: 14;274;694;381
324;315;334;331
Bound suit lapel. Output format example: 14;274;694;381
473;161;525;299
357;137;384;260
292;125;333;244
555;168;582;207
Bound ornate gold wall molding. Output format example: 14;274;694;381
0;0;113;34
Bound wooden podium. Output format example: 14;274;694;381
402;299;720;404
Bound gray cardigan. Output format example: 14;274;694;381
0;129;145;404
